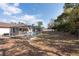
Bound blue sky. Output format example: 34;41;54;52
0;3;64;27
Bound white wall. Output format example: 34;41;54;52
0;28;10;35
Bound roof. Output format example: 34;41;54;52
0;22;11;28
10;23;27;27
0;22;27;28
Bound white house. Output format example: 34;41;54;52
0;22;11;35
0;22;28;36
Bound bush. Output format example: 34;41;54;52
56;22;72;32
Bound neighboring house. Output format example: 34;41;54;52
0;22;28;36
0;22;11;36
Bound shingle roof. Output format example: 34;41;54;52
0;22;11;28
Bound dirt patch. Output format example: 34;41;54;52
0;31;79;56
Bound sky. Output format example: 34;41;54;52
0;3;64;28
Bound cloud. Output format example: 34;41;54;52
0;14;46;27
0;14;44;24
0;18;8;22
18;14;44;25
0;3;22;15
0;3;46;27
14;3;20;7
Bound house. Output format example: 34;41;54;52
0;22;11;36
0;22;29;37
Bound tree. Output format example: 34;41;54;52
50;3;79;36
48;19;54;29
64;3;74;9
37;21;43;28
35;21;43;32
